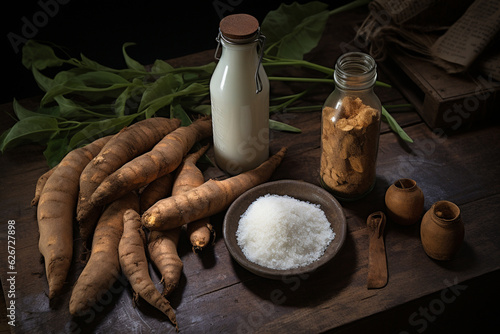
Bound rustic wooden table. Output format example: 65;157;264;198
1;8;499;334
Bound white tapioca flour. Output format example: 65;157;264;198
236;194;335;270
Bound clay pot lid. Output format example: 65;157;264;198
220;14;259;40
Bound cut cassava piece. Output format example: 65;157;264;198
36;135;112;299
142;147;287;231
90;117;212;208
119;209;178;330
77;117;181;242
69;192;140;316
172;144;214;252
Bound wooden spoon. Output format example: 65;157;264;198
367;211;388;289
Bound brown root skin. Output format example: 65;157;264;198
187;219;215;253
69;192;140;316
90;117;212;208
140;147;203;298
172;144;213;252
171;143;210;196
32;164;57;206
142;147;287;231
148;229;183;297
119;209;178;330
140;173;174;214
76;117;180;241
78;208;103;244
37;135;112;299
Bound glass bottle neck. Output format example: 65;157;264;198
216;31;266;94
334;52;377;91
217;30;262;57
220;38;259;54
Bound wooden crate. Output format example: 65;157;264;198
380;52;500;130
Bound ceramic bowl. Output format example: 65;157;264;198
223;179;347;280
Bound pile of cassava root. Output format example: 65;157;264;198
31;115;287;331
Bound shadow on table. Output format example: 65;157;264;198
233;231;358;308
432;240;478;272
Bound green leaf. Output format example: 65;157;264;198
143;83;208;118
114;78;146;116
143;96;175;119
12;98;56;120
0;130;9;149
21;40;65;71
139;73;183;112
68;70;131;87
170;104;192;126
68;114;136;149
41;70;131;105
79;53;115;71
122;43;145;71
43;136;70;167
53;95;88;119
12;99;36;120
262;1;329;60
12;99;62;124
79;54;148;80
188;104;211;116
0;116;59;152
51;67;84;83
381;106;413;143
54;95;114;119
32;67;54;92
150;59;175;74
269;119;301;133
177;62;217;82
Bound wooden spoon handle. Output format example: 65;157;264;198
367;235;388;289
367;212;388;289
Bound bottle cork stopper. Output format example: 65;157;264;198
220;14;259;40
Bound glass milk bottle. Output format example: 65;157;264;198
320;52;382;201
210;14;269;175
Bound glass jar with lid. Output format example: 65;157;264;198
209;14;269;175
320;52;382;201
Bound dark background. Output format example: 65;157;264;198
1;0;327;105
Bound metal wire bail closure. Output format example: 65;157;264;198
255;30;266;94
214;31;223;61
214;28;266;94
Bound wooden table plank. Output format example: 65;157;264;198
1;6;500;334
1;105;499;334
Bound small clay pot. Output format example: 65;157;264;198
421;200;464;261
385;178;424;225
